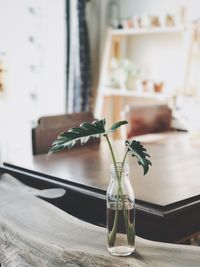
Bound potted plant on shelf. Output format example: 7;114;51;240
49;118;151;256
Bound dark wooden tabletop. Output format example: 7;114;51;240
2;131;200;243
3;132;200;206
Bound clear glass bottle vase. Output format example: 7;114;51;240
106;162;135;256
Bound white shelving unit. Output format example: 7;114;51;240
111;26;186;36
95;26;191;124
104;87;167;100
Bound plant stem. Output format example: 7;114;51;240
105;134;121;245
120;148;135;244
105;135;133;246
104;134;119;181
122;148;129;167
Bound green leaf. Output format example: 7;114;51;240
108;120;128;132
49;119;106;154
125;140;152;175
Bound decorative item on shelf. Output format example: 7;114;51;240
109;58;139;90
141;80;154;93
142;80;148;92
165;14;175;27
108;1;120;29
132;16;142;29
140;14;151;28
122;18;133;29
0;60;4;92
154;81;164;93
179;6;187;27
150;15;161;27
49;119;152;256
118;7;187;31
0;52;7;93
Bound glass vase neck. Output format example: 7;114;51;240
111;162;129;172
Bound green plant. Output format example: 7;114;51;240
49;118;151;246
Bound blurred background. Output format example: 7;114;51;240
1;0;200;158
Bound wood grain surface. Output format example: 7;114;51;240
4;132;200;206
0;173;200;267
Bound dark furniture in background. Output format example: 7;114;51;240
2;132;200;244
32;112;99;155
123;105;172;138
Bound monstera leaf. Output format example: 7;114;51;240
108;120;128;132
125;140;152;175
49;119;106;153
49;119;128;154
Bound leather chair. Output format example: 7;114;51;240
122;105;172;139
32;112;100;155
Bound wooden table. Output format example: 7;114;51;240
2;132;200;243
0;173;200;267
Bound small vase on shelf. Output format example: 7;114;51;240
107;162;135;256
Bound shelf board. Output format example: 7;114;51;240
111;26;186;36
103;88;167;100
